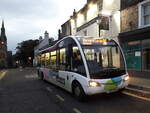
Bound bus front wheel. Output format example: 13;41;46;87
72;82;86;101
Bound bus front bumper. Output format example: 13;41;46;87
84;80;129;95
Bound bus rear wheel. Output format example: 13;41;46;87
38;71;44;80
73;82;86;101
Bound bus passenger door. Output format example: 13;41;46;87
58;45;71;91
64;43;74;91
57;38;77;92
58;70;69;89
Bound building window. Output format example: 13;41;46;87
139;0;150;28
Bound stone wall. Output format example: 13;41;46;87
121;5;138;33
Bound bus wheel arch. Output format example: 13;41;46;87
72;80;86;101
38;71;44;80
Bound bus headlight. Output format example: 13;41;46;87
89;81;101;87
124;75;129;81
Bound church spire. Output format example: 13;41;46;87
2;20;4;28
1;20;5;34
0;20;7;42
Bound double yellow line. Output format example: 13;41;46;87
0;71;7;80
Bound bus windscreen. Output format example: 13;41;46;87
82;43;126;79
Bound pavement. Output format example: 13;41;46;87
126;76;150;98
0;70;7;80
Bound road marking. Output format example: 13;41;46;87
24;74;38;79
73;108;82;113
46;87;53;92
122;91;150;101
56;94;64;102
0;71;7;80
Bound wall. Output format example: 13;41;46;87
102;0;120;12
61;20;71;37
102;0;121;39
121;5;138;33
77;22;99;37
70;18;77;36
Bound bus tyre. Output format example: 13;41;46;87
39;72;44;80
118;88;125;93
37;71;40;78
73;82;86;102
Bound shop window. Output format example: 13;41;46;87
122;41;142;70
142;39;150;70
139;0;150;28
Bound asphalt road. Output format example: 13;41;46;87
0;68;150;113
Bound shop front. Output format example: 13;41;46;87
119;27;150;78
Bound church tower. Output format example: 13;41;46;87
0;20;7;51
0;20;7;68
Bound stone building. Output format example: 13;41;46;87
0;20;7;68
119;0;150;77
59;0;121;41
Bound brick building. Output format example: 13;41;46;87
119;0;150;77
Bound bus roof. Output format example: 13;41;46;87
38;36;117;54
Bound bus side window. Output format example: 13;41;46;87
72;47;86;76
41;53;45;67
50;50;57;69
59;48;67;70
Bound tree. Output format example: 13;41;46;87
15;39;39;66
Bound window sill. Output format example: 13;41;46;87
139;24;150;29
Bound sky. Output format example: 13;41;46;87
0;0;86;53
